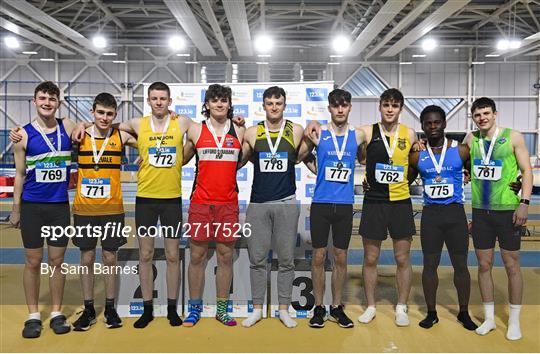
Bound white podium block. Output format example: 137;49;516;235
183;246;266;318
117;248;182;317
270;258;333;318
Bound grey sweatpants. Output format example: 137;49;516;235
246;197;300;305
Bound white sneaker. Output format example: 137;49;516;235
395;305;409;327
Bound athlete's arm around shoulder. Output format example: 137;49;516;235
296;126;317;163
407;149;420;185
116;117;142;136
462;132;474;147
182;119;202;165
511;129;533;200
10;129;28;228
355;124;369;145
407;127;418;144
239;125;257;168
119;130;138;148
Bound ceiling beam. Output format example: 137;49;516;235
365;0;433;58
381;0;471;57
0;17;75;55
4;0;99;54
198;0;231;59
92;0;126;31
163;0;216;56
331;0;350;31
472;0;521;31
222;0;253;56
348;0;410;57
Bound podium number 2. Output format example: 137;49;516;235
133;264;158;299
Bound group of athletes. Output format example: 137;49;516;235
9;80;531;342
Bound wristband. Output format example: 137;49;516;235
520;199;530;205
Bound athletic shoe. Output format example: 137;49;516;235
309;305;327;328
50;314;71;334
104;307;123;329
72;309;96;332
22;319;42;338
395;305;410;327
329;305;354;328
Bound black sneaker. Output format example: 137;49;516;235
104;307;123;329
50;314;71;334
22;319;42;338
329;305;354;328
309;305;327;328
72;309;96;332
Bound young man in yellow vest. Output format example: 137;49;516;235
71;93;137;330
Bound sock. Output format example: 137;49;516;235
419;311;438;329
105;298;115;310
278;309;297;328
167;298;182;326
133;300;154;329
215;298;236;326
242;309;263;328
84;299;95;315
183;299;202;327
475;302;496;335
506;304;522;340
50;311;62;319
28;312;41;321
358;306;376;323
457;311;478;330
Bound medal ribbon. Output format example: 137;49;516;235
206;118;231;154
90;125;112;165
34;119;61;153
478;127;499;165
150;114;171;152
328;123;349;163
378;123;400;163
426;138;448;176
264;119;286;157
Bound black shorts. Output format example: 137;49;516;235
20;201;70;249
310;203;353;250
135;197;182;239
420;203;469;255
472;208;521;251
73;214;127;251
359;198;416;241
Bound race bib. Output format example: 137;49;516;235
81;178;111;199
259;152;288;173
424;177;454;199
35;161;67;183
148;147;177;168
375;163;404;184
473;159;502;181
324;161;351;183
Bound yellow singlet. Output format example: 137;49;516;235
136;116;183;198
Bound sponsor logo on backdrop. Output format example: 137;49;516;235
306;88;327;101
295;168;301;181
233;105;249;118
175;105;197;118
237;168;248;181
182;167;195;180
239;200;248;213
232;91;249;101
253;89;264;102
200;89;206;102
285;88;303;100
130;302;143;315
284;104;302;118
305;184;315;198
307;106;326;116
175;91;197;101
254;106;266;117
